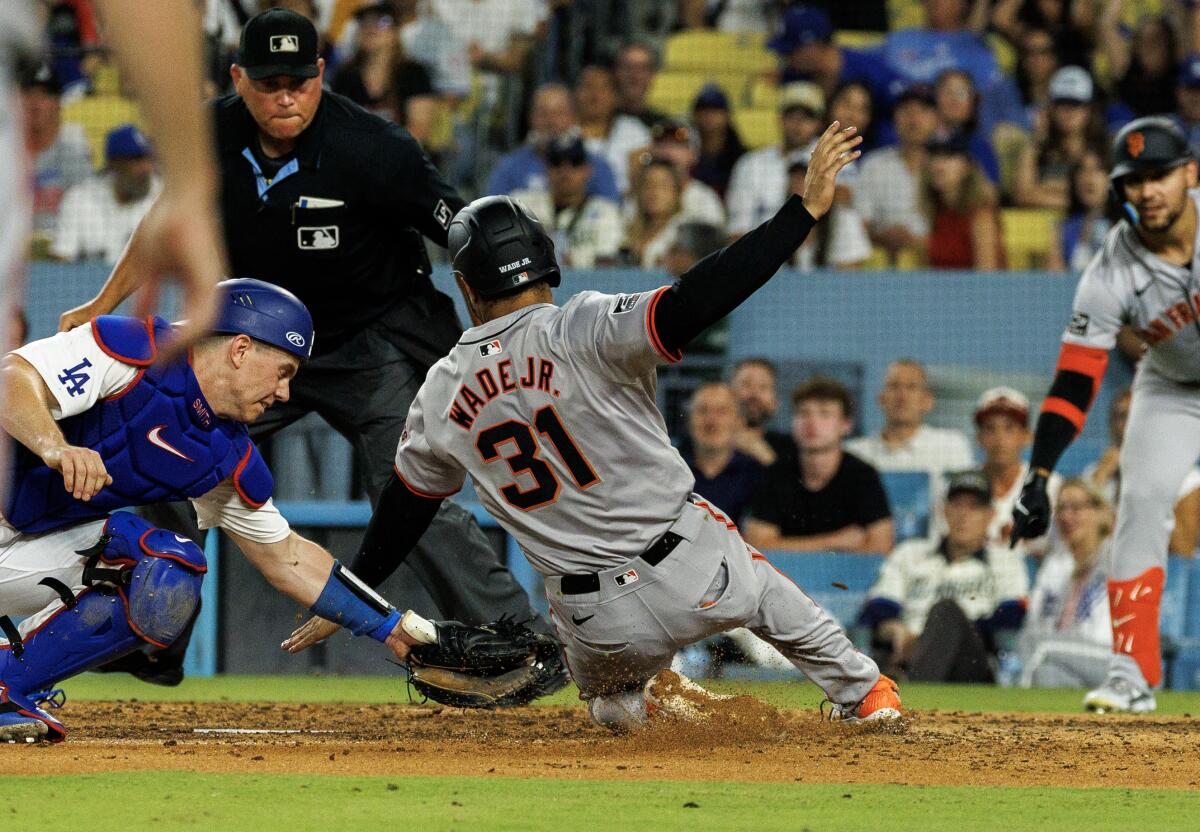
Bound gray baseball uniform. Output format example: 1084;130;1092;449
394;287;879;704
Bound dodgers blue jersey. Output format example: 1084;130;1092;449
4;315;273;533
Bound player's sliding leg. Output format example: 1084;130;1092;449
1086;374;1200;714
0;514;205;742
743;548;900;722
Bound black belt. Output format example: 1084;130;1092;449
559;531;683;595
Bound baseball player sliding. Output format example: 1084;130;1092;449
1011;117;1200;714
285;122;902;728
0;280;440;742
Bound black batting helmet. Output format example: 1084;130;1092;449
448;196;561;300
1110;116;1193;182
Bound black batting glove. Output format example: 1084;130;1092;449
1010;468;1051;547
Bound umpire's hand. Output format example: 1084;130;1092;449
1010;468;1051;546
801;121;862;220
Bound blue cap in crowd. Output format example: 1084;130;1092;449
105;124;151;162
1180;54;1200;88
768;6;834;54
693;83;730;111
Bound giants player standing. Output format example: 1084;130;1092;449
1011;117;1200;713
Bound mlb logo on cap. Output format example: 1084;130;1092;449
479;340;503;357
614;568;639;587
270;35;299;53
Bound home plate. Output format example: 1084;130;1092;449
191;728;337;735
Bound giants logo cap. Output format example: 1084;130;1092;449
238;9;319;81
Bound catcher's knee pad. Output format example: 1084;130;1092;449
0;515;206;697
587;690;650;732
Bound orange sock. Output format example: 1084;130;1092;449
1108;567;1165;688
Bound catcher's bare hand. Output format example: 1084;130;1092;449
43;444;112;501
801;121;862;220
281;615;339;653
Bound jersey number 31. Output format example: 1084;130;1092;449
476;405;599;511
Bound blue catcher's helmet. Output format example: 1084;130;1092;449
210;278;314;360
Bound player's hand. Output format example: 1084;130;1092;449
127;187;228;362
801;121;862;220
43;445;112;501
58;301;104;334
281;615;340;653
1010;469;1052;547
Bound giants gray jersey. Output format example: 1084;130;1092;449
394;288;696;575
1064;190;1200;382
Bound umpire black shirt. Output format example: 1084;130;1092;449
212;91;466;361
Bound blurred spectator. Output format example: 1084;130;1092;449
51;124;160;265
933;69;1000;183
690;84;745;198
615;42;670;130
1014;26;1061;129
730;357;793;467
19;61;93;237
768;6;901;112
846;358;974;487
921;133;1004;271
622;158;685;268
860;469;1028;683
744;377;894;553
784;151;870;269
429;0;546;78
882;0;1027;133
1100;5;1182;119
1046;149;1117;272
663;221;725;278
332;3;436;141
676;0;773;32
726;82;825;237
1017;478;1113;689
341;0;472;100
1174;53;1200;150
576;64;652;195
512;135;623;268
828;80;881;152
1012;67;1106;210
683;381;765;524
641;119;726;227
44;0;102;95
1084;388;1200;558
853;83;936;265
991;0;1097;70
485;84;621;203
973;387;1062;554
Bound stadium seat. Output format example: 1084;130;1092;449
663;30;775;74
833;30;885;49
62;95;145;169
732;108;780;150
648;71;749;116
749;77;779;110
1001;208;1061;270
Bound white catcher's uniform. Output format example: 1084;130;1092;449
1061;189;1200;686
394;288;880;705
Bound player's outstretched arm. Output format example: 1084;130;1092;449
652;122;861;353
60;1;226;357
229;528;437;662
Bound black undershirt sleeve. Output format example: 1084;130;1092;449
653;195;818;353
348;472;443;589
1027;368;1095;472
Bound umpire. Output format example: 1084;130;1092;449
64;9;556;684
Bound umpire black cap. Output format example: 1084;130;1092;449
238;9;320;80
1110;116;1193;182
448;197;561;299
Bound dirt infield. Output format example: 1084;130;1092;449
2;700;1197;789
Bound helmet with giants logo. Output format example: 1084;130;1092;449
1110;116;1193;183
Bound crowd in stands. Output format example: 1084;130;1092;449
22;0;1200;273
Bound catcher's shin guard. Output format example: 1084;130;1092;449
1108;567;1165;688
0;515;205;741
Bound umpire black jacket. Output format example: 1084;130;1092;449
213;91;466;365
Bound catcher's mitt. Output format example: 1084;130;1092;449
406;617;567;708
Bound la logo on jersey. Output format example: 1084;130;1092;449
57;357;93;397
614;568;639;587
479;339;503;357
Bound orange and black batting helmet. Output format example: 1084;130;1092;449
1110;116;1193;183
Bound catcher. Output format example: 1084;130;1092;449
285;122;901;727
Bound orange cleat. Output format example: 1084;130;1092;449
828;674;902;723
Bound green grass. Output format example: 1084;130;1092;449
63;672;1200;714
3;773;1193;832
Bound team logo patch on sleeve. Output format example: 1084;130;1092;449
479;339;503;357
1068;312;1090;336
612;294;641;314
57;358;93;397
434;199;453;229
